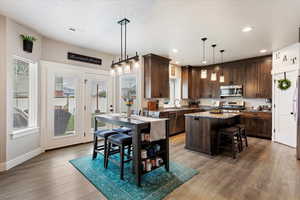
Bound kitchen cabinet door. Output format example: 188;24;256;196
257;58;272;98
240;112;272;139
181;67;201;99
244;62;258;98
144;54;170;98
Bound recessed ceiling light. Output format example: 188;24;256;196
175;61;180;64
260;49;267;53
172;49;178;53
242;26;253;32
68;27;76;32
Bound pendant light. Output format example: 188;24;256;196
211;44;217;81
200;37;208;79
111;18;139;74
201;37;207;64
219;50;225;83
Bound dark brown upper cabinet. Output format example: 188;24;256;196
183;55;272;99
181;66;201;99
244;56;272;98
144;54;171;99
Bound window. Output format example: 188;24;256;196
169;79;176;105
13;58;38;131
168;78;180;106
54;76;76;136
120;74;137;113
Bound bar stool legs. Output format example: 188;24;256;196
92;135;98;160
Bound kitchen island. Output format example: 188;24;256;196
185;112;240;155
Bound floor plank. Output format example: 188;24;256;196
0;134;299;200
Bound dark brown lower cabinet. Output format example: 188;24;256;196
240;112;272;139
158;109;203;135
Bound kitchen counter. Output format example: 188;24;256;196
185;111;240;155
144;106;213;113
185;111;239;119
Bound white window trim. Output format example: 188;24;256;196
10;127;40;139
11;56;39;139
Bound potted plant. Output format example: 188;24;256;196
20;34;36;53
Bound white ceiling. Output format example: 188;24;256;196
0;0;300;65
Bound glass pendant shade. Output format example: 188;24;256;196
117;66;123;75
110;69;115;76
219;75;225;83
201;69;207;79
211;72;217;81
124;64;131;73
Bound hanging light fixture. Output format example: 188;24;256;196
111;18;139;73
219;50;225;83
201;37;207;64
211;44;217;81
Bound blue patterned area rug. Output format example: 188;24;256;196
69;155;198;200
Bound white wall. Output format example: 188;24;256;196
42;37;114;70
0;15;7;166
6;17;43;162
1;16;116;170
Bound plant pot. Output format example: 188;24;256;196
23;40;33;53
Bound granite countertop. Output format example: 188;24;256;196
184;111;240;119
242;110;272;113
144;106;214;113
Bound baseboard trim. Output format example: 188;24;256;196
0;162;5;172
5;147;44;170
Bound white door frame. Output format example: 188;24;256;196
84;73;112;141
272;69;298;148
40;61;111;150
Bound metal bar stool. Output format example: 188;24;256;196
92;129;118;167
218;127;242;159
105;133;133;180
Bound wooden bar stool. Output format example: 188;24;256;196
235;124;248;149
92;129;118;167
218;127;242;159
105;133;133;180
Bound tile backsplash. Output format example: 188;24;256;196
199;97;271;109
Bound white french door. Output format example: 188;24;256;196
273;71;298;148
42;61;112;150
84;73;111;140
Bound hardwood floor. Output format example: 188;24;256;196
0;134;299;200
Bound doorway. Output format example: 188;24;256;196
41;61;112;150
273;70;298;148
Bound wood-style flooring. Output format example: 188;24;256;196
0;134;299;200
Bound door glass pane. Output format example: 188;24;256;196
54;76;76;136
13;59;30;130
90;79;108;130
120;75;137;113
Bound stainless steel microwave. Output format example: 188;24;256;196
220;85;243;97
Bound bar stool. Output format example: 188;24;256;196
235;124;248;149
218;127;242;159
92;129;118;167
113;127;132;135
105;133;133;180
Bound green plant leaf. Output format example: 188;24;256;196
20;34;37;42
